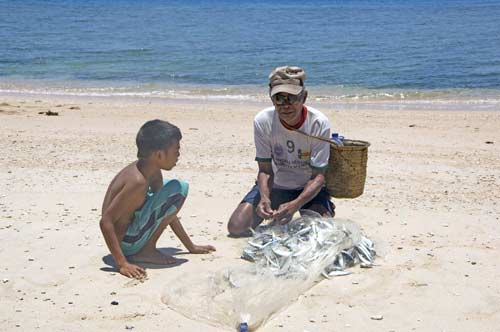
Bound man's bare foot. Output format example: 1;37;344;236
128;248;178;265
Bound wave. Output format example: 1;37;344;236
1;79;500;107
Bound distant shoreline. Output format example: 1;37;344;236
1;79;499;112
1;92;499;114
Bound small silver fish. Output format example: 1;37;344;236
328;270;352;277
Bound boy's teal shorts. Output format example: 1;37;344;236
120;179;188;256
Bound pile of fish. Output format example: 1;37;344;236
241;215;376;278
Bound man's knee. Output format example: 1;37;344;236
228;212;258;237
227;217;247;237
227;202;255;235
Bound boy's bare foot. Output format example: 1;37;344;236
129;248;178;265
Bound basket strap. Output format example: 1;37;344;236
292;129;337;145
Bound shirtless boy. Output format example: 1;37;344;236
100;119;215;279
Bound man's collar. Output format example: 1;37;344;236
279;106;308;130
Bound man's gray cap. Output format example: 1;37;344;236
268;66;306;97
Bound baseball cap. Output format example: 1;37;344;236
268;66;306;97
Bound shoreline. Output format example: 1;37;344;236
2;79;500;110
2;91;500;114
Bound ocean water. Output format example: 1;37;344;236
1;0;500;105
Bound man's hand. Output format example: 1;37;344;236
118;262;147;279
273;201;300;224
256;198;274;219
189;244;216;254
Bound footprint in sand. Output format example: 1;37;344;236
0;103;17;115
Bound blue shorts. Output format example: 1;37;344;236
120;179;188;256
241;184;335;215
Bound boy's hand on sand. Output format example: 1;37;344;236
189;244;216;254
119;262;147;279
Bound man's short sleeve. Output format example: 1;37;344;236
310;119;330;170
254;118;272;162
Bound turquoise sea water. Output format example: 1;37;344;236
1;0;500;104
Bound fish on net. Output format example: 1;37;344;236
162;212;375;331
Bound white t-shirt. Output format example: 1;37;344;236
254;106;331;190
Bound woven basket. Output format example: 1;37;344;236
325;139;370;198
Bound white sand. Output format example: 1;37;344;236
0;94;499;331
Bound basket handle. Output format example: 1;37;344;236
292;129;339;145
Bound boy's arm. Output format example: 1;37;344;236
100;183;146;278
169;217;216;254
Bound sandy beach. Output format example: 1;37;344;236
1;94;499;331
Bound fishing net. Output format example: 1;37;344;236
161;214;373;331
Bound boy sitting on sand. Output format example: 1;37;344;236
100;119;216;279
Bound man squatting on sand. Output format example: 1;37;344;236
100;120;216;279
228;66;335;236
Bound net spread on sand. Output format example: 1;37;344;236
162;214;375;331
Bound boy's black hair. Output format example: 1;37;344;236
136;120;182;159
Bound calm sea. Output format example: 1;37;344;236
1;0;500;105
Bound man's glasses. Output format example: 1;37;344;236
272;93;303;105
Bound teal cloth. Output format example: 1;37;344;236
120;179;188;256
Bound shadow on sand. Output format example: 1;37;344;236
100;247;188;273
